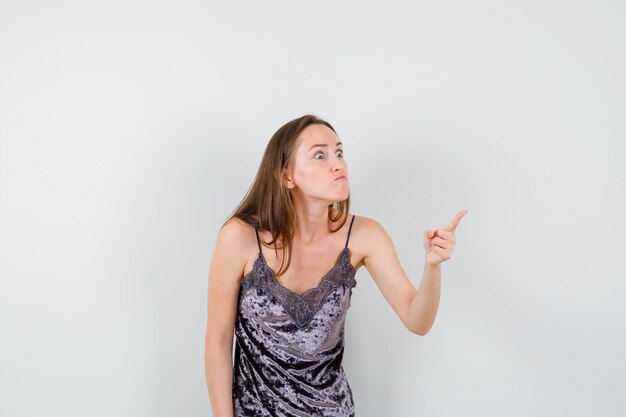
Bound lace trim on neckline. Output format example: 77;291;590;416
240;247;357;329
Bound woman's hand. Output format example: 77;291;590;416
423;209;467;267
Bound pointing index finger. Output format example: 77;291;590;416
445;209;467;232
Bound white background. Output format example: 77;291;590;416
1;1;625;416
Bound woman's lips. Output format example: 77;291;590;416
335;176;347;181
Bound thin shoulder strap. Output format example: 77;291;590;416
344;214;356;249
254;228;263;257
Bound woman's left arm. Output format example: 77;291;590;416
361;209;467;336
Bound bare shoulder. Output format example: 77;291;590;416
353;214;388;238
335;211;382;234
215;217;256;278
220;216;256;242
354;215;382;230
350;215;391;270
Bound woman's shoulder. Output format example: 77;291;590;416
223;216;252;228
219;216;257;248
348;214;390;250
222;216;253;232
339;213;385;271
349;212;380;232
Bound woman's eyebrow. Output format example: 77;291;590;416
308;142;343;151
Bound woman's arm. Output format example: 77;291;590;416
407;263;441;335
204;218;248;417
205;340;234;417
358;217;423;334
359;210;465;335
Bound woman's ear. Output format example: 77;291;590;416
276;167;294;189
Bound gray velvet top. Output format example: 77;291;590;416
232;214;357;416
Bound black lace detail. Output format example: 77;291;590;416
241;247;357;330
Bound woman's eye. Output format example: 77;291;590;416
314;150;343;159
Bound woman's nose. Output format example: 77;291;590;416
331;155;346;170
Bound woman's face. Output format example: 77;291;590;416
282;124;349;204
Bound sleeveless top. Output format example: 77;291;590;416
232;214;358;417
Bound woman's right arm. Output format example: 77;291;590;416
204;218;248;417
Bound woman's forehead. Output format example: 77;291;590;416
297;124;339;148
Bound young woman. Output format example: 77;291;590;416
204;114;466;416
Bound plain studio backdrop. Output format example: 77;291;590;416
1;0;624;416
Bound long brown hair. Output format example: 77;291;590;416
222;113;351;277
